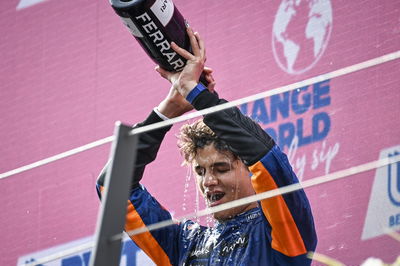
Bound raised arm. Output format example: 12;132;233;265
96;76;193;196
96;110;172;197
190;89;317;261
96;83;194;265
166;26;317;263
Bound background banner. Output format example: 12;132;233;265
0;0;399;265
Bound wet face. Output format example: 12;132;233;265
193;144;258;221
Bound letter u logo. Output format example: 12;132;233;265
388;151;400;206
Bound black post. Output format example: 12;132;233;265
90;122;138;266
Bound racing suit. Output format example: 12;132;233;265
97;88;317;265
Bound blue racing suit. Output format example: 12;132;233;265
97;88;317;265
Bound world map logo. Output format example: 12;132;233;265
272;0;333;75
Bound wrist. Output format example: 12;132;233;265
186;82;208;104
180;81;198;98
153;107;170;120
157;100;178;118
157;98;189;118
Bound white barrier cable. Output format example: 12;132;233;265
21;154;400;266
20;241;94;266
307;252;345;266
1;50;400;181
128;49;400;136
0;136;114;180
119;154;400;240
385;227;400;243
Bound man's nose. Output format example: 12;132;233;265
203;173;218;187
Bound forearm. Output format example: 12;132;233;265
250;147;317;256
96;110;172;195
187;85;317;254
189;87;275;166
157;95;192;119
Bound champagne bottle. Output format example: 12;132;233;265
111;0;195;71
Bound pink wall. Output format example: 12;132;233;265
0;0;399;265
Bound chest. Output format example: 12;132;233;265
183;219;271;266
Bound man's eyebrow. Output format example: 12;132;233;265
195;162;231;170
212;162;231;168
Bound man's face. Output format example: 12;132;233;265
193;144;257;221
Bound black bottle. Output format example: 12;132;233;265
110;0;192;72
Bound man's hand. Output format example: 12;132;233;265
156;76;194;118
155;26;216;118
170;26;205;97
156;26;216;98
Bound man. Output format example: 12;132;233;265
97;26;317;265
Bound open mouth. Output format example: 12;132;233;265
207;192;225;206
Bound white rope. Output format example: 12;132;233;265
307;252;345;266
118;154;400;240
0;136;114;180
1;50;399;180
384;227;400;243
19;241;94;266
22;154;400;265
128;50;400;136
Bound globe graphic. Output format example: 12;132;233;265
272;0;333;74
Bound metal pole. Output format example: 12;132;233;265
90;122;138;266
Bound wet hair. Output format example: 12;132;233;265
178;119;237;165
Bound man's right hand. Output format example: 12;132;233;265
156;74;194;119
155;26;216;118
155;65;216;118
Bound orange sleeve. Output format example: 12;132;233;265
249;162;307;257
